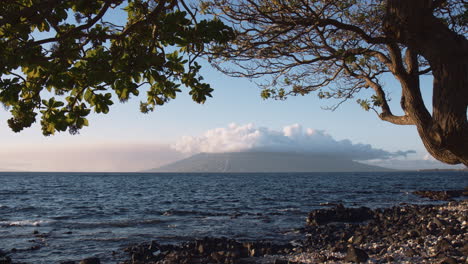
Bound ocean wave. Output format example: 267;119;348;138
161;209;237;217
69;218;168;229
0;219;51;227
0;190;29;195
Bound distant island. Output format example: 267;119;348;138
145;152;393;173
418;168;468;172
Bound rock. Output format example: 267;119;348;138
60;262;76;264
79;257;100;264
437;239;453;252
274;259;288;264
439;257;458;264
412;190;467;201
30;245;41;250
407;229;420;238
348;235;364;244
433;217;447;228
459;243;468;256
148;240;159;251
0;256;11;264
307;204;374;225
404;248;418;257
343;245;368;263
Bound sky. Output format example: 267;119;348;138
0;5;464;172
1;65;463;172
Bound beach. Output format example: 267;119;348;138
120;198;467;264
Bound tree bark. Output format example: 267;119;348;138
385;0;468;166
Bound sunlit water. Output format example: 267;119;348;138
0;171;466;263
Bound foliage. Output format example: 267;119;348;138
204;0;466;110
203;0;468;165
0;0;233;135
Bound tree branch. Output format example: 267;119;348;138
30;1;113;46
292;17;390;44
379;112;414;125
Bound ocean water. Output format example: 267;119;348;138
0;171;466;263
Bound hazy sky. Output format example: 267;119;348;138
0;7;463;172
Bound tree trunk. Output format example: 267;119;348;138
385;0;468;166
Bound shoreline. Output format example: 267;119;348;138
120;199;467;264
2;197;467;263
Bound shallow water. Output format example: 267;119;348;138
0;171;466;263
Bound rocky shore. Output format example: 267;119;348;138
2;191;467;264
120;198;467;263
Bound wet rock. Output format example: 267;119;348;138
79;257;100;264
124;237;293;264
29;245;41;251
60;261;76;264
0;257;11;264
148;240;159;251
413;190;467;201
274;259;288;264
343;245;368;263
307;204;374;225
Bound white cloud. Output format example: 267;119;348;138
173;123;415;160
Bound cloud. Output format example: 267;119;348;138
173;123;414;160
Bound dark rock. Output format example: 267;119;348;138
404;248;418;257
0;256;11;264
407;229;420;238
343;246;368;263
412;190;467;201
437;239;453;252
79;257;100;264
307;204;374;225
60;262;76;264
459;243;468;256
274;259;288;264
433;217;446;228
30;245;41;250
149;240;159;251
439;257;458;264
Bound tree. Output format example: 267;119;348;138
0;0;233;135
203;0;468;166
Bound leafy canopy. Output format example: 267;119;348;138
0;0;233;135
204;0;466;112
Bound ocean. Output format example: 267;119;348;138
0;171;466;263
